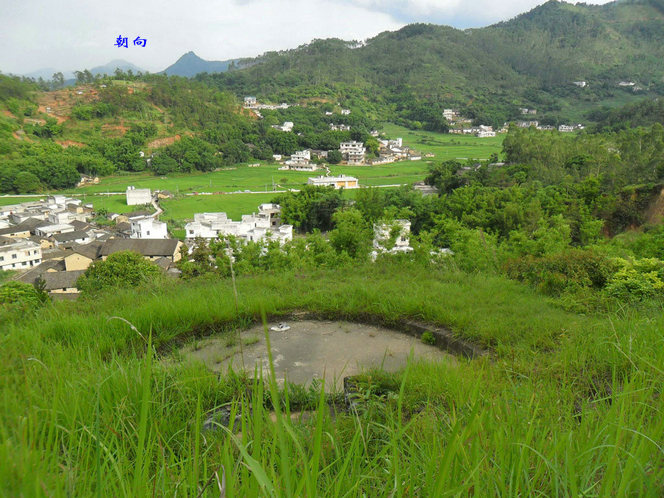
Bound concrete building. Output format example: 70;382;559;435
307;175;359;189
0;237;42;271
130;216;168;239
35;224;75;238
339;141;366;165
126;186;152;206
185;204;292;245
285;150;311;168
244;96;257;107
100;239;183;262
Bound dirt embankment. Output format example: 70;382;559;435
645;187;664;225
147;134;181;149
57;140;86;148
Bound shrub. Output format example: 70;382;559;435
77;251;163;295
504;249;612;296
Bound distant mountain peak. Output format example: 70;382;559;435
161;51;237;77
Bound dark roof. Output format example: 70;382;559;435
16;260;66;285
52;230;91;243
100;238;180;258
0;235;13;246
115;222;131;232
0;226;31;236
41;248;73;261
42;270;86;291
70;220;91;231
16;218;50;233
69;241;102;260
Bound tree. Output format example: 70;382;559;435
327;150;342;164
51;72;64;89
77;251;163;295
328;208;373;259
13;171;41;193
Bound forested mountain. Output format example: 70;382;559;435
198;0;664;125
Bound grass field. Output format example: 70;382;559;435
2;261;663;494
381;123;504;161
160;193;280;222
21;126;503;224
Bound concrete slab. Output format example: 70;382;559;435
180;320;451;389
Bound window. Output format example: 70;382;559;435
0;256;3;261
12;254;17;259
146;231;150;236
189;230;194;235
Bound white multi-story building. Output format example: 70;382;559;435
573;81;587;88
558;125;575;133
244;96;257;107
0;238;42;271
329;123;351;131
341;109;351;115
185;204;292;245
286;150;311;167
339;141;366;165
126;186;152;206
130;216;168;239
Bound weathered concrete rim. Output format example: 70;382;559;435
165;309;488;359
276;310;488;359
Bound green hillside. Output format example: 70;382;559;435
199;0;664;126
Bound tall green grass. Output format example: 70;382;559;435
1;261;663;494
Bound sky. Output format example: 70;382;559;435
0;0;614;76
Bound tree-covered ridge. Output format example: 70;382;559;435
198;0;664;127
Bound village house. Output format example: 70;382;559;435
558;124;575;133
0;237;42;271
126;186;153;206
41;270;86;298
308;175;359;189
35;224;75;238
130;216;168;239
185;204;292;245
271;121;294;132
100;239;183;263
285;150;312;168
63;242;103;271
51;230;93;247
341;109;351;115
244;96;257;107
339;141;366;165
573;81;587;88
329;123;351;131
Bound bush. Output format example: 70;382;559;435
0;281;48;310
77;251;163;295
504;249;612;296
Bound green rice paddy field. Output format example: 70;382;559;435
7;126;502;224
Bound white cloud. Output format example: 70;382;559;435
0;0;401;74
0;0;615;75
344;0;615;26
